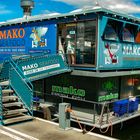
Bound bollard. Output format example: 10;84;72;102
59;103;71;130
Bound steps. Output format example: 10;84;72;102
0;81;9;86
3;115;33;125
2;89;14;94
3;109;28;116
3;102;23;107
2;96;18;102
0;80;33;125
0;54;70;125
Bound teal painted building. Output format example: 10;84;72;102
0;7;140;105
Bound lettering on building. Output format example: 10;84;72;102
98;93;119;102
0;28;25;39
123;45;140;56
52;85;86;97
22;63;39;71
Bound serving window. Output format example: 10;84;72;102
58;20;97;66
103;19;120;41
122;24;135;42
103;19;139;44
104;24;118;41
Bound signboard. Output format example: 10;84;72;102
98;79;119;102
17;54;68;80
0;21;57;58
99;41;140;70
44;74;119;102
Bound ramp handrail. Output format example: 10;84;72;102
0;86;3;124
10;58;33;89
9;58;33;115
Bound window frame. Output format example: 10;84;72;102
57;18;98;67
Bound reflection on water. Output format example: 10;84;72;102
72;117;140;140
109;117;140;140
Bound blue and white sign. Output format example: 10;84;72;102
0;21;57;58
98;40;140;70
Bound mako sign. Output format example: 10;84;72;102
0;28;25;39
123;45;140;56
52;85;86;97
0;22;57;57
22;63;60;76
18;54;68;80
98;93;119;102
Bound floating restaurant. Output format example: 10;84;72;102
0;5;140;133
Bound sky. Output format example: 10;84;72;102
0;0;140;22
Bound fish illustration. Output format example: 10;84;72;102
30;27;48;47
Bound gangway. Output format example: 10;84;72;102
0;53;71;125
1;53;71;81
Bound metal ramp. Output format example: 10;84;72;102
0;53;71;82
0;70;33;125
0;57;34;125
0;53;70;125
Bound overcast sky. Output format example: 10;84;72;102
0;0;140;22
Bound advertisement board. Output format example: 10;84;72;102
44;74;119;103
98;41;140;70
17;54;68;80
0;21;57;60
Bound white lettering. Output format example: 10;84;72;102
123;46;140;56
22;63;38;71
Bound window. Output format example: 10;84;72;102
76;21;96;65
104;24;118;41
58;20;96;66
135;30;140;43
122;27;134;42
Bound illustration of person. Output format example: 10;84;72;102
66;34;76;64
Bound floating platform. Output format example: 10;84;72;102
70;107;140;129
51;103;140;129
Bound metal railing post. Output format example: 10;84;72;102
106;103;109;124
93;103;96;124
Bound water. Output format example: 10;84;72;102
112;117;140;140
71;117;140;140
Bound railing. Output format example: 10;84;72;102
15;53;71;81
0;52;71;82
0;60;10;81
9;58;33;116
58;50;70;68
0;86;2;124
42;93;140;128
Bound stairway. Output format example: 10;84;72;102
0;80;33;125
0;56;34;125
0;53;70;125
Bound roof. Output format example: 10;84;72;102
0;6;140;27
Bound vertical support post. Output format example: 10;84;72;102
59;103;71;130
0;86;3;125
93;103;96;124
106;103;109;124
127;100;130;116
